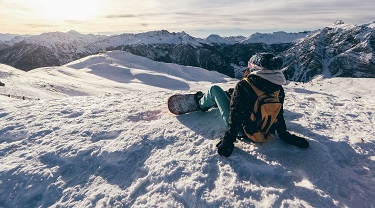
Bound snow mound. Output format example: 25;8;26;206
66;51;229;84
0;51;233;99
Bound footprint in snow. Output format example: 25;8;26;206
127;110;162;122
91;130;123;142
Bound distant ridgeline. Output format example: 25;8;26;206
1;21;374;81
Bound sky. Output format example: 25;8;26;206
0;0;374;38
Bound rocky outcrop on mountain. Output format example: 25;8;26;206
0;42;9;50
0;31;106;71
0;42;62;71
282;21;375;82
116;43;233;76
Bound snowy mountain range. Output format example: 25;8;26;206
1;50;375;207
0;30;307;76
0;30;306;48
1;21;375;81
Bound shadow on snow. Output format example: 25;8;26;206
175;108;375;207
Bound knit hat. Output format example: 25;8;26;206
248;53;286;85
248;53;283;71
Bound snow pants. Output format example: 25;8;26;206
198;85;230;126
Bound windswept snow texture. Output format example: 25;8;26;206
1;51;374;208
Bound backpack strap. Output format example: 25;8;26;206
243;77;264;97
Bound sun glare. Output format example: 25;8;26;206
37;0;100;21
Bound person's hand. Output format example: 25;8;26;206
278;131;309;148
216;132;236;157
216;140;234;157
225;88;234;98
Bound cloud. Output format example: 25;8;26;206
103;13;168;19
1;0;374;37
1;1;38;17
104;14;138;19
24;23;57;28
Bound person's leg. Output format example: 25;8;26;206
196;86;247;138
199;85;230;126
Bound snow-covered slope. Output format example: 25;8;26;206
0;51;229;99
0;51;374;207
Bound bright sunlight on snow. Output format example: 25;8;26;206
1;51;374;207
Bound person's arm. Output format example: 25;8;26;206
276;87;287;133
227;80;252;138
217;80;252;157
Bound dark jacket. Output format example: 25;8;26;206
226;74;287;140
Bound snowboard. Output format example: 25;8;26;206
168;94;199;115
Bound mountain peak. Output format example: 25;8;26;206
334;20;345;25
67;30;82;36
205;34;231;44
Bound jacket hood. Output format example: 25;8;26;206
247;75;282;94
250;69;286;85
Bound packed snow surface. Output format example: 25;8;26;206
0;51;374;207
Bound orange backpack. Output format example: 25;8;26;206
244;78;282;142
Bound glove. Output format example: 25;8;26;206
216;132;236;157
225;88;234;98
217;140;234;157
278;131;309;148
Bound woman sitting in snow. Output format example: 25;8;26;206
194;53;309;158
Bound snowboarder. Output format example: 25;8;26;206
194;53;309;158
